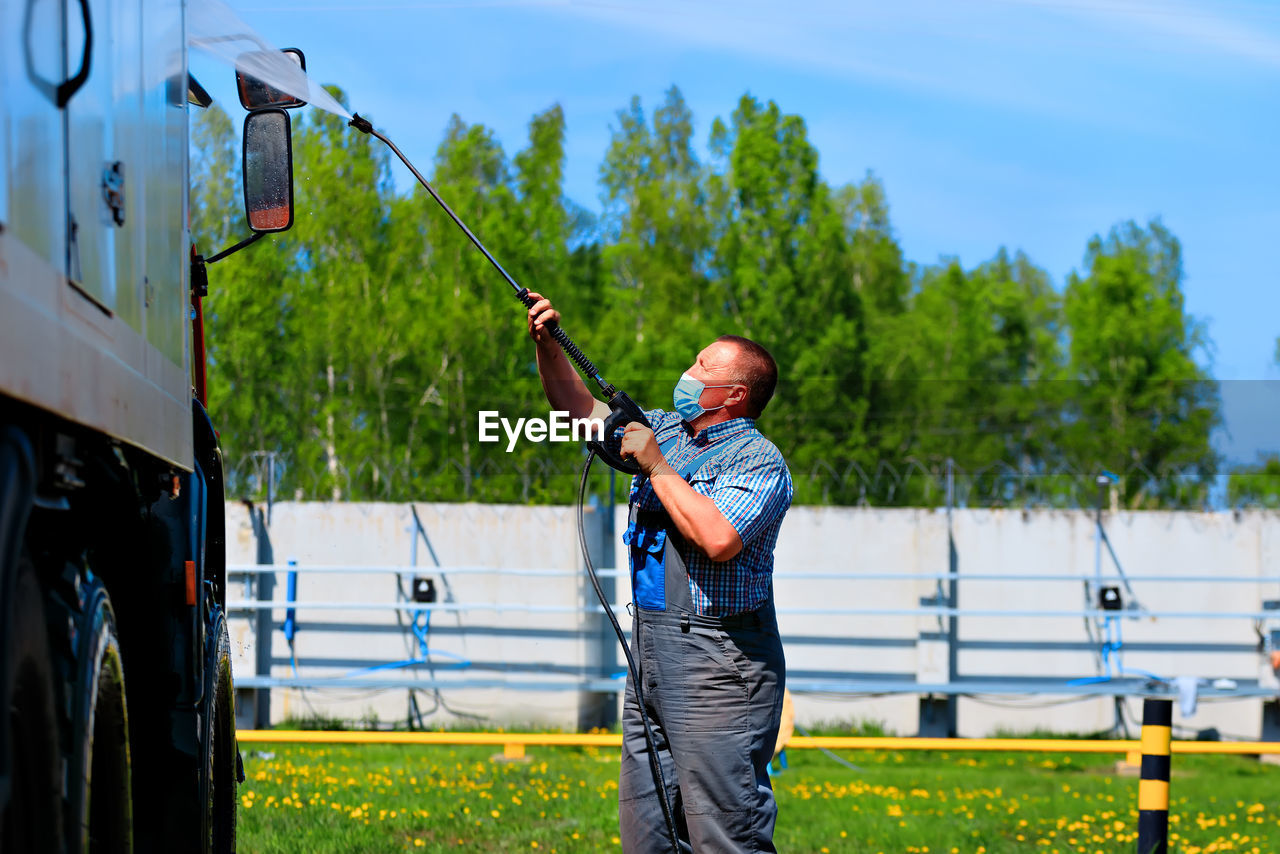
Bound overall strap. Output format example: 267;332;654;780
628;429;753;616
655;418;685;457
675;430;755;481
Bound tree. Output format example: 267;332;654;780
390;106;586;502
193;104;306;499
708;95;870;503
279;90;399;500
189;87;1229;510
858;249;1062;505
595;87;715;401
1228;456;1280;509
1061;220;1219;507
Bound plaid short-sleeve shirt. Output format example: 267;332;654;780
628;409;793;616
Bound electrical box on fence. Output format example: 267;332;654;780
412;576;437;604
1099;586;1122;611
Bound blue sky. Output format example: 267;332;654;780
193;0;1280;462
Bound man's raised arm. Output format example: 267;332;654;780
526;291;610;423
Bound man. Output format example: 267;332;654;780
526;292;792;853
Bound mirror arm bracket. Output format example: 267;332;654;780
201;230;267;267
192;231;268;297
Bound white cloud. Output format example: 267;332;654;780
553;1;1049;103
552;0;1280;103
991;0;1280;69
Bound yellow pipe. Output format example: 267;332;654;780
234;731;1280;754
1167;741;1280;755
792;737;1132;753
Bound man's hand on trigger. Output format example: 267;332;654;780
620;422;665;477
525;290;560;345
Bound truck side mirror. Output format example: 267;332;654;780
242;108;294;233
236;48;307;111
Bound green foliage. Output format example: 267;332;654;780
711;96;871;504
869;249;1063;505
1228;456;1280;509
190;91;1224;507
1061;220;1219;508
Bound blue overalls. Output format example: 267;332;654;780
622;430;754;614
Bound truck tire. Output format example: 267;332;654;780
66;575;132;853
203;616;237;853
0;558;64;854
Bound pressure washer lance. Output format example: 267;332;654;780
347;114;647;474
349;113;682;854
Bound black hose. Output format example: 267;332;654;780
577;451;681;854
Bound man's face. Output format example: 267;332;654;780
686;341;744;409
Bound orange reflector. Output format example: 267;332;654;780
1271;650;1280;672
185;561;197;606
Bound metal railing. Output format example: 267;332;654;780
226;561;1280;698
225;492;1280;739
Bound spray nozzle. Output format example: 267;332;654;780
348;113;373;135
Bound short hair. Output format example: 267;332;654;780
716;334;778;418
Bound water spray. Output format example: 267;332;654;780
188;0;352;119
348;114;681;854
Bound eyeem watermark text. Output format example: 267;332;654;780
478;411;604;452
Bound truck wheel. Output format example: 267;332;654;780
66;576;132;853
0;559;64;854
203;617;237;853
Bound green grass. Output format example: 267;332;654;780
236;742;1280;853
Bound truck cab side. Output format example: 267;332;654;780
1;2;296;850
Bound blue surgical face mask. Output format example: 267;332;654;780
673;372;736;422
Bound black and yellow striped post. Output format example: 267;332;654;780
1137;698;1173;854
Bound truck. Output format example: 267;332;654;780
1;2;299;849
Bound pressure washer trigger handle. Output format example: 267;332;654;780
588;391;650;476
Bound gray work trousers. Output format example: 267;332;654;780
618;604;786;853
